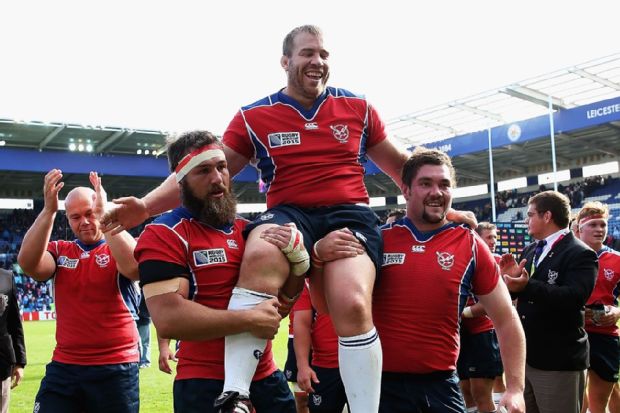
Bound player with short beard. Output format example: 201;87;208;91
375;148;525;413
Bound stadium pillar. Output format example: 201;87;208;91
548;95;559;191
487;128;497;222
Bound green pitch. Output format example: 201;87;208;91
10;319;290;413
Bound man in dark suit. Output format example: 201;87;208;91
0;267;26;413
501;190;598;413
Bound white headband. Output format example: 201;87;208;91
175;145;225;183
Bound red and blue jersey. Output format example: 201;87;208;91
223;87;387;209
46;239;140;365
461;253;501;335
586;246;620;336
294;286;339;369
134;207;277;381
374;218;499;374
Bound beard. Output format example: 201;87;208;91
421;197;447;225
181;181;237;227
422;209;446;224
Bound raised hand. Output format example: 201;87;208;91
89;171;107;220
43;169;64;213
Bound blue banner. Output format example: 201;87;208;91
0;147;259;181
420;96;620;157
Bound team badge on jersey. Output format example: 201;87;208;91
436;251;454;271
354;231;367;244
330;124;349;143
547;270;559;284
57;256;79;269
411;245;425;253
193;248;227;266
382;253;405;266
268;132;300;148
227;239;239;249
312;394;323;406
259;213;274;221
604;268;615;281
95;253;110;268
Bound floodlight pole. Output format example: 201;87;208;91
548;95;559;191
487;128;497;222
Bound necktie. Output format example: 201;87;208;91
533;240;547;268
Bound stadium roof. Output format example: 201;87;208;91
0;120;167;156
387;52;620;148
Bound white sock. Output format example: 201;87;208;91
338;327;382;412
223;287;274;397
492;392;504;406
466;408;478;413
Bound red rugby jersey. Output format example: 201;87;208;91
374;219;499;374
461;254;501;335
223;87;387;208
134;208;277;380
47;239;139;365
294;286;339;369
585;246;620;336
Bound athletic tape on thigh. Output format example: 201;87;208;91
281;226;310;276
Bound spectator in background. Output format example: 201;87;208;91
137;294;152;369
0;268;26;413
384;209;406;225
575;202;620;413
502;190;598;413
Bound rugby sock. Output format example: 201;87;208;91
338;327;382;412
466;408;478;413
492;392;504;406
223;287;274;397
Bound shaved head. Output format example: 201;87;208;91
64;187;95;210
64;186;102;244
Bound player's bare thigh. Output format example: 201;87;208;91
237;224;290;296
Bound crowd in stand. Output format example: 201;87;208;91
0;209;69;314
457;175;617;226
1;174;619;314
